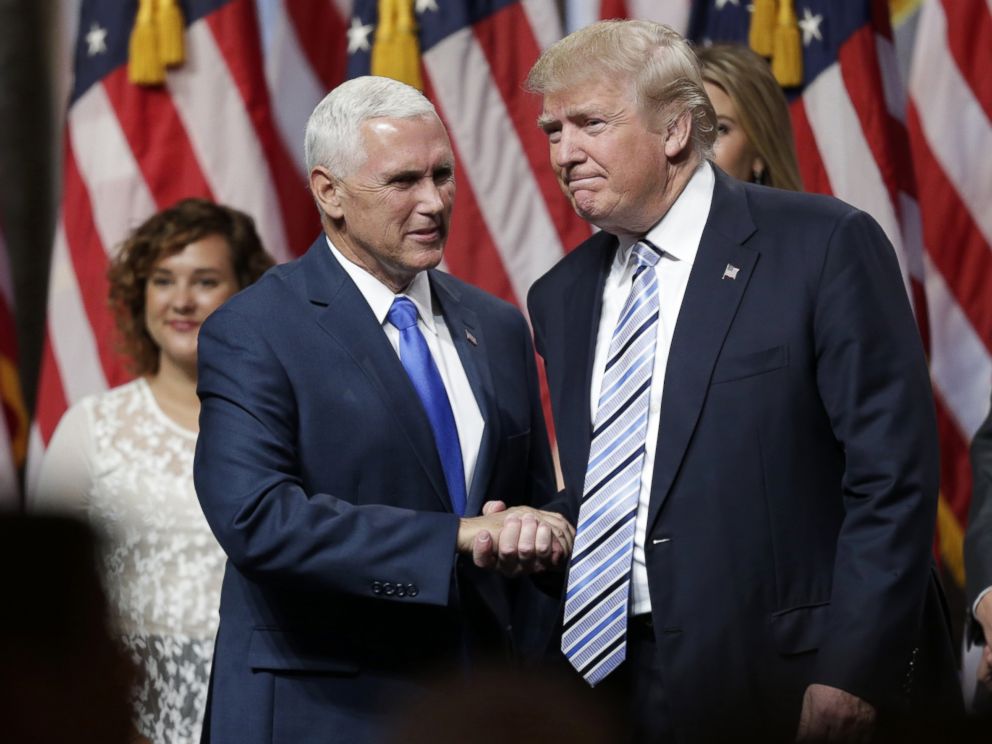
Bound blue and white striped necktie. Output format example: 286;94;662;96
562;239;661;686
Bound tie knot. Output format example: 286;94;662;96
387;296;419;331
631;240;661;269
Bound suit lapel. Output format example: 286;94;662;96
557;234;616;496
429;271;498;517
300;240;451;511
647;171;759;531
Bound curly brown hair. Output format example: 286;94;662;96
107;198;274;375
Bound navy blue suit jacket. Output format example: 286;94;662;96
528;168;958;739
194;238;554;743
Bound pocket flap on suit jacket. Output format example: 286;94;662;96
712;344;789;384
248;629;360;674
769;601;830;655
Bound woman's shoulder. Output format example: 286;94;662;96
86;378;152;421
62;378;143;417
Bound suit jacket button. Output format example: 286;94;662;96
396;585;407;597
383;581;395;596
372;581;382;595
407;583;419;597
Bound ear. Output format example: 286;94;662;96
751;155;767;185
309;166;344;220
663;110;693;159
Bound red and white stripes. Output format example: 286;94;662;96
568;0;690;31
908;0;992;565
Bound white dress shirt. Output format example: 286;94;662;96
588;162;715;616
326;238;485;495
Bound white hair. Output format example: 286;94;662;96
304;76;439;178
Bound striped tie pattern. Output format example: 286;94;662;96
562;240;661;686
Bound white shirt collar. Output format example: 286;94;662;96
325;236;437;334
614;161;715;268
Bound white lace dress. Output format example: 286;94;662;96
31;378;225;744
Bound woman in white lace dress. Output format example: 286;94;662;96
30;199;273;744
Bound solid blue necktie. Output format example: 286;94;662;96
387;296;467;516
562;240;661;686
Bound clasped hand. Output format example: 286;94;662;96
457;501;575;576
795;684;876;743
976;594;992;692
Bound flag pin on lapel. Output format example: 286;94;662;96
465;329;478;346
722;264;740;280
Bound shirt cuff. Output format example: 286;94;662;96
974;586;992;617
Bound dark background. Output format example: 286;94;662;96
0;0;56;417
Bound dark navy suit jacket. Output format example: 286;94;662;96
528;168;959;739
194;238;554;743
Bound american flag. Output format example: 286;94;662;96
907;0;992;584
28;0;587;484
565;0;689;32
1;215;26;506
29;0;313;484
675;0;991;584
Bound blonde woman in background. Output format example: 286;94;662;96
31;198;273;744
698;43;803;191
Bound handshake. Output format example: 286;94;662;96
456;501;575;576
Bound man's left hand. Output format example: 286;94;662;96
795;684;876;743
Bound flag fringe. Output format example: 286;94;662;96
772;0;803;86
157;0;186;68
749;0;776;57
371;0;423;90
129;0;165;85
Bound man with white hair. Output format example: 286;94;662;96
194;76;572;743
525;20;959;742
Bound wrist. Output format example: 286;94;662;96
977;592;992;628
455;517;475;554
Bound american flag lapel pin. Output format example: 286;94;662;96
465;329;478;346
722;264;740;281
